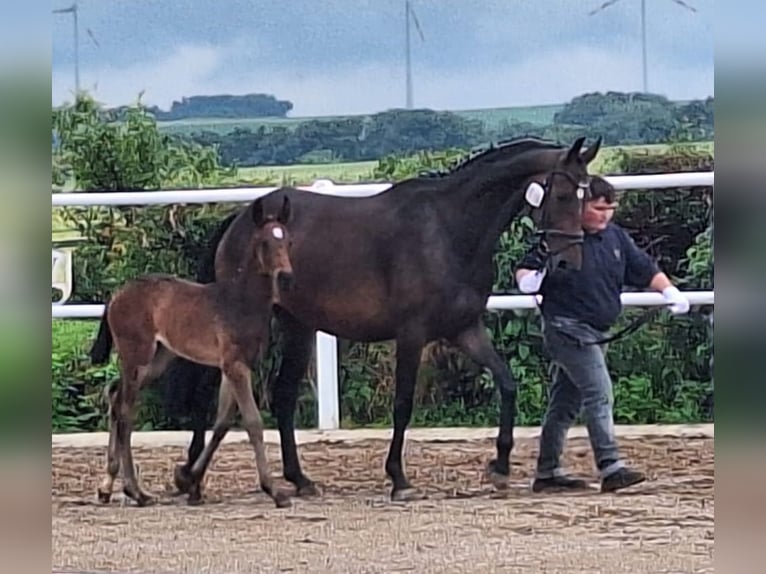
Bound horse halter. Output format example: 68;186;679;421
533;169;592;260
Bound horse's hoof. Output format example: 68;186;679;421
485;460;510;490
174;465;194;494
96;489;111;504
391;487;426;502
123;487;156;507
137;495;156;507
187;492;204;506
296;481;321;498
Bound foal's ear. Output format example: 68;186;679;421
580;137;602;165
565;136;587;164
277;196;292;224
251;198;264;226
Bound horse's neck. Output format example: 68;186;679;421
214;271;273;319
443;152;554;263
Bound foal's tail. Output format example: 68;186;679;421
89;300;113;365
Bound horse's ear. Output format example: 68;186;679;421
277;195;292;224
251;197;264;226
565;136;587;163
580;137;602;165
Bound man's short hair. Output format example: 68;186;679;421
589;175;617;204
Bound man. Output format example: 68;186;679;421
515;176;690;493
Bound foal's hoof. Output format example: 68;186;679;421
391;487;426;502
174;465;194;494
96;489;112;504
485;460;510;490
274;490;293;509
296;481;321;498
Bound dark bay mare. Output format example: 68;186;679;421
166;136;602;502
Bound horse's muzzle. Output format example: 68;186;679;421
277;271;294;291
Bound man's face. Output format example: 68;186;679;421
582;197;617;233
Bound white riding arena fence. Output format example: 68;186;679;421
52;171;715;430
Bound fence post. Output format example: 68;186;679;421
315;331;340;430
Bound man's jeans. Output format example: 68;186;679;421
536;315;624;479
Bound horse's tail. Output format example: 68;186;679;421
89;300;113;365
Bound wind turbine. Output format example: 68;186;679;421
404;0;425;109
588;0;697;93
53;2;80;94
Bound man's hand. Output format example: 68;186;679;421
517;268;547;294
662;285;690;315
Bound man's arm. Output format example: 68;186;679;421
648;271;690;315
620;229;690;315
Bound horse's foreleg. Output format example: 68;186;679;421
453;318;517;490
173;363;220;493
227;361;291;508
384;330;426;501
272;314;318;496
186;377;237;505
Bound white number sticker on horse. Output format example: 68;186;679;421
525;182;545;207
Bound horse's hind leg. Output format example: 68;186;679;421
452;318;517;490
226;360;291;508
115;344;171;506
97;380;122;503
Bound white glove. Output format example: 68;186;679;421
518;269;547;294
662;286;690;315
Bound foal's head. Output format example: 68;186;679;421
250;195;294;303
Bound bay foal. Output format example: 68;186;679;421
90;195;294;508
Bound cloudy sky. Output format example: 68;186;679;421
51;0;714;117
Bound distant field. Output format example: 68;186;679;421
235;160;380;185
157;104;566;137
237;141;714;185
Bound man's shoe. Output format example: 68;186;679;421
532;475;588;493
600;467;646;493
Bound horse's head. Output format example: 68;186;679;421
251;195;294;303
526;136;601;271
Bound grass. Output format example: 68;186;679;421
52;320;97;356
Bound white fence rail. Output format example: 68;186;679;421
52;172;715;430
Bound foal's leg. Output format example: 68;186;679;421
115;365;155;506
384;329;426;501
186;380;237;505
118;347;175;506
225;359;291;508
97;380;122;503
452;318;517;489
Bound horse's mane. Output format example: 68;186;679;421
419;136;564;179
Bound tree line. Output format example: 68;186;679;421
177;91;714;167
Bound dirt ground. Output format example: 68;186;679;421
52;433;714;574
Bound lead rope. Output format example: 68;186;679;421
525;240;665;348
